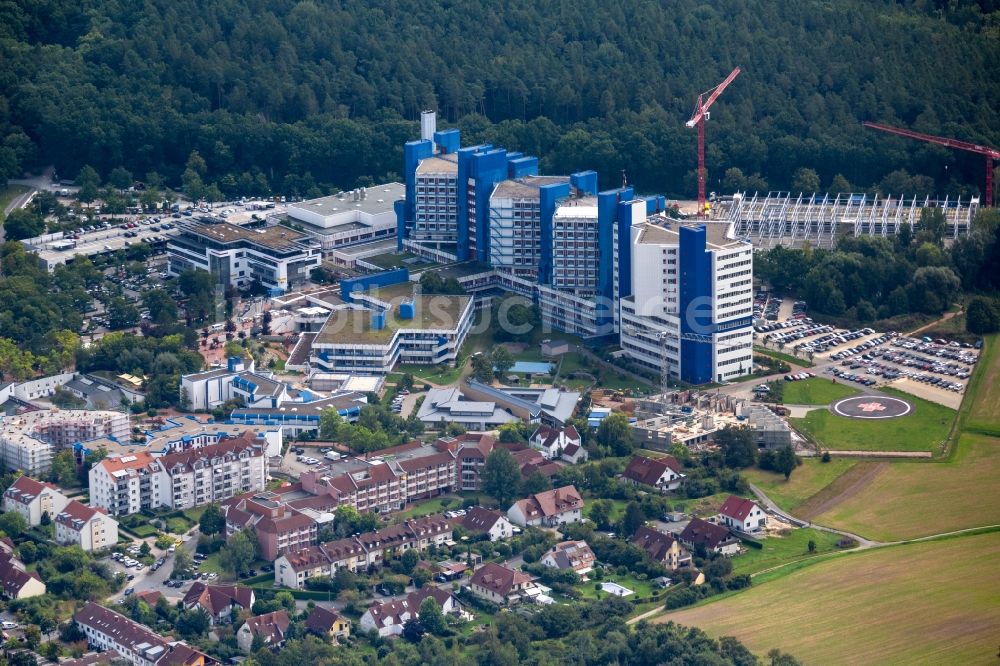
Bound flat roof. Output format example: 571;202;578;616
416;156;458;174
333;238;399;258
314;294;471;345
554;198;598;218
433;262;492;279
492;176;569;199
636;220;743;250
288;183;404;219
182;222;311;252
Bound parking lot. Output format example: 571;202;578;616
755;295;980;409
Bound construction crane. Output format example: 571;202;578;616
863;121;1000;208
686;67;741;216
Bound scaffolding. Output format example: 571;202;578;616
718;191;979;249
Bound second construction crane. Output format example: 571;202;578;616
687;67;741;216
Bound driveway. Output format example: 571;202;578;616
111;531;200;602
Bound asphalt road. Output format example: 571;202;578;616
110;530;201;603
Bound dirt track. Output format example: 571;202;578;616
796;462;888;521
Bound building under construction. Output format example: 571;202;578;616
714;191;979;249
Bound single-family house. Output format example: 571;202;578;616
540;540;596;575
304;606;351;642
2;476;69;526
358;598;415;638
718;495;768;533
630;526;692;570
468;562;538;605
507;486;584;528
458;507;515;542
678;518;741;556
182;583;255;625
236;610;291;652
529;425;583;461
622;455;685;493
0;551;45;600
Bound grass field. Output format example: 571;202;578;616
659;531;1000;665
396;360;466;385
0;184;29;223
576;574;656;600
731;528;844;576
744;458;858;512
965;335;1000;436
753;345;813;368
814;433;1000;541
791;388;955;453
781;377;859;405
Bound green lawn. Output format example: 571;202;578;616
753;345;813;368
166;517;192;534
965;335;999;437
392;497;460;521
781;377;859;405
396;361;466;385
0;185;29;223
731;528;844;576
583;498;627;525
790;388;955;453
576;574;656;600
744;458;858;512
660;531;1000;665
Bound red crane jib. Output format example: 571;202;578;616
687;67;741;216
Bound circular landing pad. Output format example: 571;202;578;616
832;395;913;419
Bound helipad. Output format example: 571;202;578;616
832;395;913;420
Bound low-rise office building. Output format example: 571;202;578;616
286;184;404;253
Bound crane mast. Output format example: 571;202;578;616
686;67;741;216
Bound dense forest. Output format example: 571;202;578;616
0;0;998;199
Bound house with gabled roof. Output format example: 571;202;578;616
678;517;740;556
305;606;351;642
622;455;685;493
718;495;767;533
540;540;596;575
468;562;538;605
54;500;119;552
529;425;584;461
630;526;692;570
2;475;69;526
74;601;209;666
237;610;291;652
182;583;255;625
0;550;45;600
507;485;584;527
457;507;515;542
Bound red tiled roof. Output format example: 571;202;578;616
5;476;60;503
0;557;42;597
459;507;506;534
630;526;678;562
679;517;735;550
622;455;683;487
255;509;316;535
242;610;290;644
55;500;101;529
159;438;263;472
719;495;759;522
182;583;254;616
470;562;532;598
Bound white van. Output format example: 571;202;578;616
325;451;342;461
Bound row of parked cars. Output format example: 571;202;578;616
754;293;783;321
766;323;833;346
877;349;972;378
828;331;891;360
825;366;880;387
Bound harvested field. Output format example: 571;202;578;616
794;462;886;521
744;458;858;513
659;531;1000;665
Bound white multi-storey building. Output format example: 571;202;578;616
620;219;754;385
89;434;267;516
2;476;70;525
0;410;129;476
54;500;119;552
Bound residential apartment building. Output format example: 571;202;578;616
0;410;129;476
2;475;69;525
54;500;119;552
89;434;267;516
74;602;208;666
619;220;754;384
274;514;453;589
166;221;321;293
223;492;319;561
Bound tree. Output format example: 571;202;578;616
828;174;852;194
0;511;27;538
908;266;960;314
621;501;645;537
807;539;816;553
319;408;344;440
49;449;76;486
199;503;225;535
399;548;419;575
172;547;194;579
418;597;447;636
4;208;44;240
716;426;756;468
791;167;820;193
589;500;612;530
481;449;522;508
219;529;258;575
107;297;140;330
76;165;100;203
143;289;179;326
775;446;798;480
109;167;133;192
470;352;494;383
522;471;552;495
595;413;634;456
966;297;1000;335
490;346;515;379
402;617;425;643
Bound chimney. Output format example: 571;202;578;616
420;110;437;142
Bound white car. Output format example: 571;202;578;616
1;621;18;630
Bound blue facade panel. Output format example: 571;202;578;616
433;129;460;154
597;186;633;308
340;268;410;302
508;156;539;179
471;149;509;263
403;140;433;241
678;225;713;384
616;199;642;301
456;147;478;262
393;199;406;251
538;182;571;284
570;171;599;195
